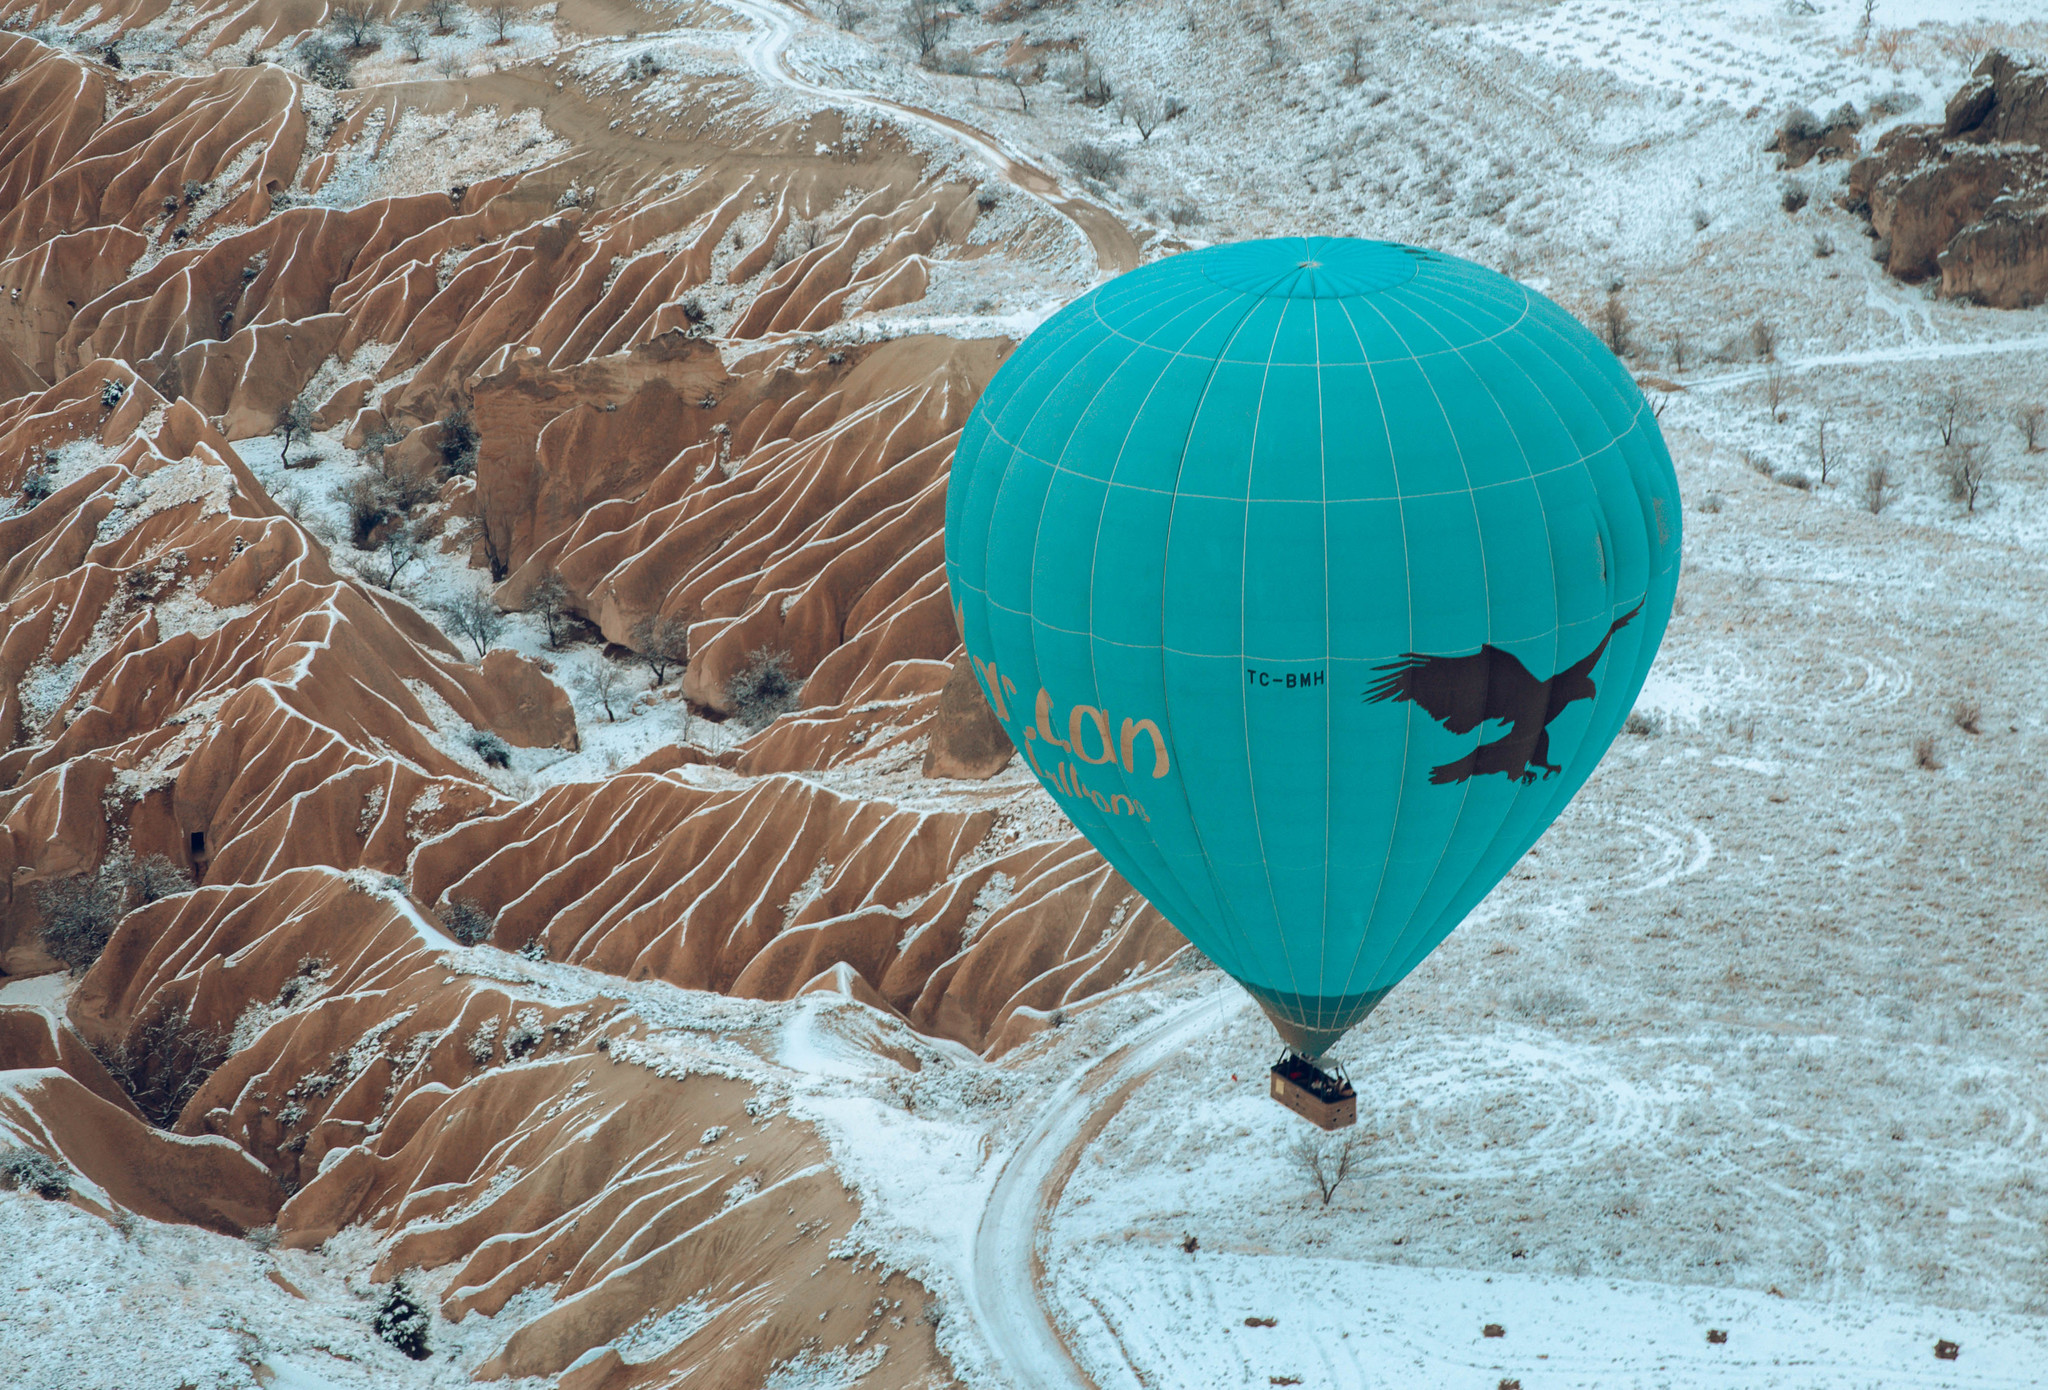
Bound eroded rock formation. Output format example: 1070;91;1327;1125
1848;49;2048;308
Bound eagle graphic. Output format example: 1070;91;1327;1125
1362;603;1644;786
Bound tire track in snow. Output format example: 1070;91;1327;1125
966;984;1240;1390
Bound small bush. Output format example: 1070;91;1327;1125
1690;205;1712;232
1164;200;1206;229
36;850;190;974
439;400;479;477
1775;469;1813;491
1862;464;1897;514
468;729;512;768
728;647;801;731
95;1003;228;1129
100;379;127;409
374;1277;432;1360
1623;709;1663;737
0;1146;71;1200
442;898;495;945
297;35;352;89
1697;492;1725;514
1913;736;1940;771
1781;183;1809;213
1061;142;1127;184
20;469;54;506
1813;230;1835;257
1951;697;1981;735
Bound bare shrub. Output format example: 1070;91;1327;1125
1697;491;1724;513
769;219;822;271
1781;183;1809;213
1913;736;1940;771
1164;200;1206;229
579;659;626;721
2014;403;2043;453
1061;141;1126;184
277;397;316;468
1743;449;1774;476
95;1002;229;1129
1762;362;1787;417
1623;709;1663;736
296;35;352;89
1597;292;1628;357
1690;205;1712;232
1951;697;1982;735
1341;32;1366;83
1749;318;1778;361
1288;1130;1363;1206
1813;230;1835;257
0;1147;71;1200
1861;463;1897;514
630;613;689;687
1937;437;1989;512
525;570;571;648
35;850;191;974
728;647;801;730
1931;383;1970;447
1775;469;1812;491
1664;330;1689;371
468;729;511;768
439;399;478;477
441;587;505;660
1814;412;1835;486
899;0;950;59
441;898;495;945
1120;88;1169;141
328;1;378;50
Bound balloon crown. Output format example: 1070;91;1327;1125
1196;236;1425;299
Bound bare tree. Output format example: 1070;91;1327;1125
424;0;461;33
2014;403;2043;453
1931;383;1970;447
441;586;506;660
1341;33;1366;83
1814;411;1835;487
1664;330;1689;372
1121;89;1165;141
579;659;626;721
1762;362;1787;418
1598;292;1628;357
482;2;515;43
630;612;689;687
93;1001;227;1129
396;17;427;61
899;0;950;60
369;520;424;588
1002;67;1030;112
1937;437;1989;512
329;0;379;50
277;397;315;468
526;569;571;648
1288;1130;1364;1206
1861;462;1897;514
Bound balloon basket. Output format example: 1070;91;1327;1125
1269;1052;1357;1131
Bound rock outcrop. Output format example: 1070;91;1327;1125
1847;50;2048;307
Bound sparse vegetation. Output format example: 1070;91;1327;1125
296;35;352;89
2014;403;2043;453
1951;697;1982;735
1937;437;1988;512
441;587;506;660
1164;200;1206;229
0;1146;71;1200
1061;141;1126;185
525;570;572;648
442;897;496;945
579;659;626;720
95;1001;229;1128
1288;1129;1363;1206
468;729;512;768
277;397;316;468
1862;463;1897;514
630;613;690;687
36;850;192;974
374;1277;432;1360
728;647;801;730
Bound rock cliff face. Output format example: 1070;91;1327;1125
1848;49;2048;308
0;16;1145;1385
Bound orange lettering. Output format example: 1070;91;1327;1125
1121;718;1169;778
1036;688;1069;750
1069;705;1116;764
972;653;1011;722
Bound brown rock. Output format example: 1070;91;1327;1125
922;650;1016;779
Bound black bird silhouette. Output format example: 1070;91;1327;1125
1362;602;1644;786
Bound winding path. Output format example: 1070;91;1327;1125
1683;332;2048;391
965;985;1241;1390
719;0;1141;276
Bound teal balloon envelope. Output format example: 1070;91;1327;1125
945;237;1681;1058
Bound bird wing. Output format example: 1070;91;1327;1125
1364;646;1540;734
1555;601;1646;685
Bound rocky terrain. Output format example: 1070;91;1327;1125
1;0;2047;1388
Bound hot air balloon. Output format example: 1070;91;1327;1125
944;237;1680;1127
